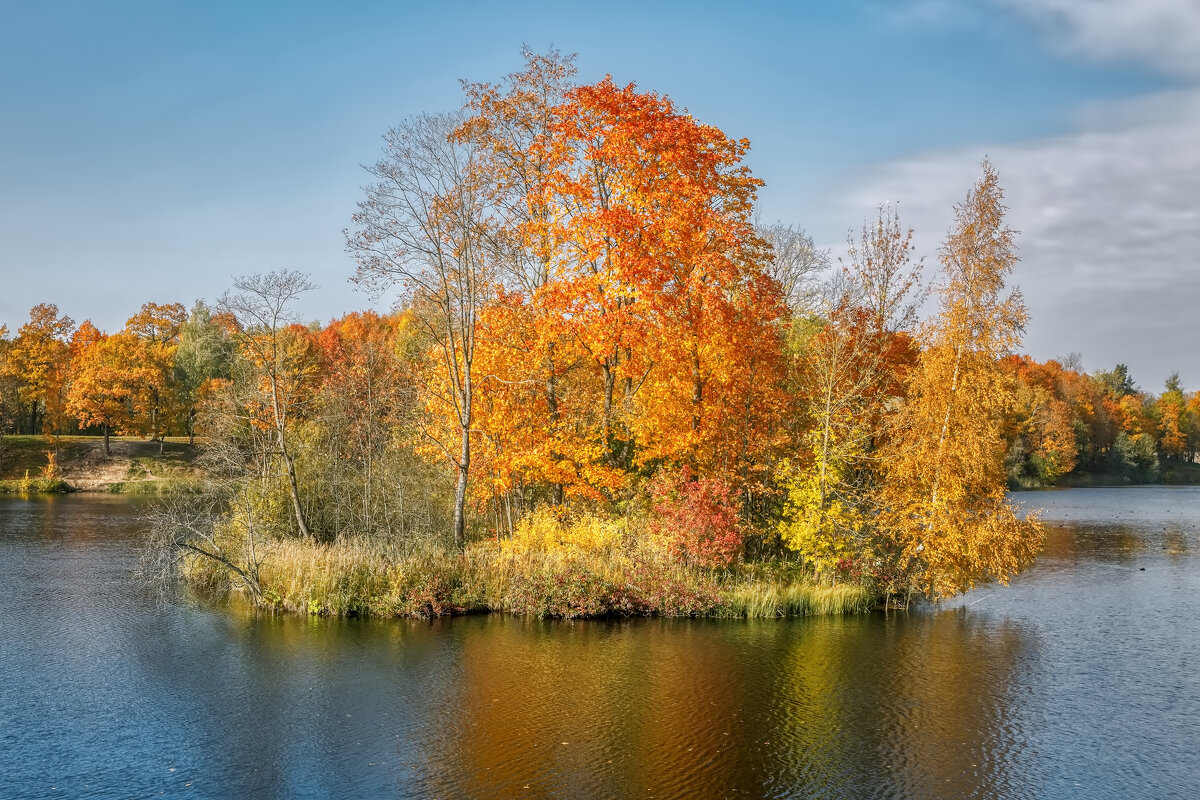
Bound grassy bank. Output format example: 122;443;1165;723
0;435;203;494
182;534;875;620
0;476;70;494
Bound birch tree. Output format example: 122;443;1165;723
882;159;1043;600
220;270;317;541
778;207;922;576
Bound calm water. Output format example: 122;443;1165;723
1;489;1198;799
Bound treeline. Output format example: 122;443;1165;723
0;50;1118;609
1003;358;1200;486
0;301;228;451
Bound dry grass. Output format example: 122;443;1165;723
181;525;877;620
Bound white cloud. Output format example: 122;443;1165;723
835;88;1200;391
829;0;1200;391
1000;0;1200;77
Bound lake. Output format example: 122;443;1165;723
1;488;1198;799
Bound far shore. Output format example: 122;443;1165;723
5;433;1199;496
0;434;203;495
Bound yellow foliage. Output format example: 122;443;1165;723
41;450;57;480
880;160;1043;599
777;459;866;575
502;507;625;554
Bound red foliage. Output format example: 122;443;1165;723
649;468;744;568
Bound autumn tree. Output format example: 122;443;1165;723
1153;373;1188;462
65;325;153;456
4;304;75;435
348;112;496;550
1186;391;1200;462
1038;360;1115;473
448;64;791;521
220;270;319;540
1086;363;1159;479
531;77;780;494
1001;356;1079;486
123;302;186;449
881;159;1042;600
778;206;922;576
0;325;20;436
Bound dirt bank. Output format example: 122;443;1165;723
0;436;202;493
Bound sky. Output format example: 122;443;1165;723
1;0;1196;392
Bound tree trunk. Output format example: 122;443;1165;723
103;424;110;458
546;348;564;506
283;451;311;539
278;426;312;540
601;360;615;466
452;425;470;550
267;359;312;539
930;343;964;509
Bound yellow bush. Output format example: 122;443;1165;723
503;507;625;554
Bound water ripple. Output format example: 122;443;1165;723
3;490;1200;798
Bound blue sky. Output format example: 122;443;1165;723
1;0;1196;390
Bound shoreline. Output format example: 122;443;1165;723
0;434;203;495
189;539;880;622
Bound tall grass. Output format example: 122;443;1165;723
253;538;485;617
182;525;878;619
0;475;69;494
107;477;206;495
718;581;874;617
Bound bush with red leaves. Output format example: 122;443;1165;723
649;468;744;568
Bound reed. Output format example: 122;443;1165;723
718;580;874;618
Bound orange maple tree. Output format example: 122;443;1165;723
524;77;782;494
66;325;155;456
123;302;186;446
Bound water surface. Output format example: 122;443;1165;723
1;488;1198;799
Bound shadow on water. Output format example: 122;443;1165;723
3;490;1199;799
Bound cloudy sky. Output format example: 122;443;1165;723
1;0;1196;391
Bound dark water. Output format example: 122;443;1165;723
1;489;1198;799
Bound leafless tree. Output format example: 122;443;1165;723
841;204;927;337
757;222;829;315
347;112;496;550
140;485;264;605
459;46;576;296
219;269;317;540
